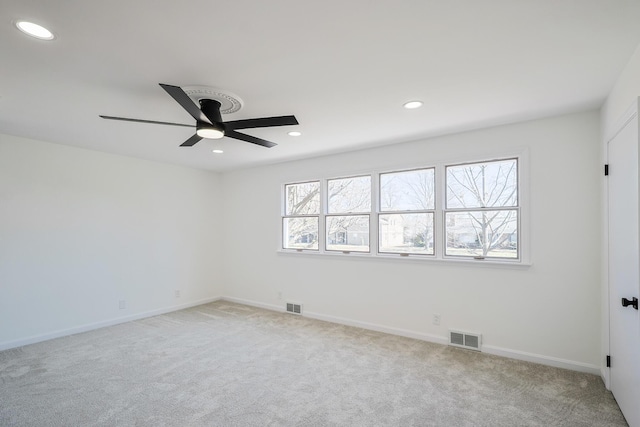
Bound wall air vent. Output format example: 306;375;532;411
286;302;302;315
449;330;482;351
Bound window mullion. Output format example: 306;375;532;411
320;179;327;252
371;172;378;255
436;163;446;259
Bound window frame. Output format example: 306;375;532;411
281;180;321;252
377;167;436;256
325;174;372;254
443;157;520;261
279;150;529;266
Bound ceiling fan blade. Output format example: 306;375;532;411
99;115;193;128
226;130;276;148
225;115;299;130
159;84;211;124
180;134;203;147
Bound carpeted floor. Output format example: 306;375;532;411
0;301;627;426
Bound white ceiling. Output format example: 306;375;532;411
2;1;640;172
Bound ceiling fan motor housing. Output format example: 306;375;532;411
200;99;223;124
196;99;225;139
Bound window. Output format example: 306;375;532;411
283;181;320;250
281;154;525;264
445;158;518;259
379;168;435;255
326;176;371;252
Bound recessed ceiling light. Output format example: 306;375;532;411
288;131;302;137
15;21;55;40
212;149;224;154
403;100;423;109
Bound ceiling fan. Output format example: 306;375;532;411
100;83;299;148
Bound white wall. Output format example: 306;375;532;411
602;43;640;139
221;111;602;372
599;42;640;386
0;134;223;349
0;110;606;373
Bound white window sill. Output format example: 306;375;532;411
276;249;531;269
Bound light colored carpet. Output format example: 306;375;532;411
0;301;627;426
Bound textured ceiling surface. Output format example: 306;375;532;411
2;1;640;171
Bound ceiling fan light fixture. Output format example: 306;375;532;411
288;131;301;137
15;21;55;40
196;122;225;139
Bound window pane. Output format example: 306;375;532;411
445;210;518;258
285;182;320;215
326;215;369;252
283;217;319;250
446;159;517;209
379;213;434;255
328;176;371;213
380;168;435;211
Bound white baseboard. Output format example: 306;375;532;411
304;310;449;346
481;345;599;375
222;296;448;345
222;296;282;312
0;296;222;352
221;296;600;375
601;366;611;389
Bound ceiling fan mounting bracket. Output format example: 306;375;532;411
182;86;243;115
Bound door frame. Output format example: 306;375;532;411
603;98;639;389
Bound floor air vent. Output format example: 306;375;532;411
286;302;302;315
449;330;482;351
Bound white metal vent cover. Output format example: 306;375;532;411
286;302;302;315
449;330;482;351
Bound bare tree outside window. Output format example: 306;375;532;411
286;182;320;215
328;176;371;213
445;159;518;259
283;182;319;250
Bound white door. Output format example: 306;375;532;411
608;102;640;427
